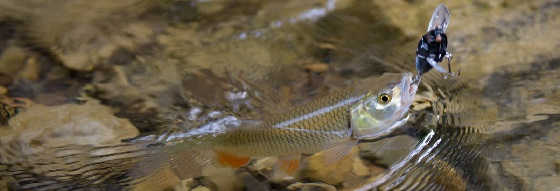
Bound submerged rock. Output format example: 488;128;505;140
0;101;138;158
0;101;140;190
359;135;417;167
300;147;374;185
133;168;181;191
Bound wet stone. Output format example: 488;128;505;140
352;156;370;177
0;101;139;151
248;157;277;178
237;171;270;191
134;168;180;191
200;168;238;191
301;147;368;185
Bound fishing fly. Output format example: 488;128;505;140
416;4;454;76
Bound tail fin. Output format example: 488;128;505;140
0;140;213;190
132;142;216;181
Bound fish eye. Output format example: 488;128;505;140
377;93;392;105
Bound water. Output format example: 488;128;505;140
0;0;560;190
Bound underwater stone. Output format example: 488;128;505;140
0;101;139;157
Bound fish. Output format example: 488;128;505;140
0;72;419;190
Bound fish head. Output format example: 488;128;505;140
350;73;419;140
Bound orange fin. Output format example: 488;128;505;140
278;157;301;175
215;150;250;168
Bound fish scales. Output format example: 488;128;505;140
212;90;361;157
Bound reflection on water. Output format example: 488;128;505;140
0;0;560;190
366;72;494;191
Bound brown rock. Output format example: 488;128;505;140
301;147;368;185
352;156;370;177
249;157;277;177
201;167;240;191
0;101;141;189
134;168;180;191
0;101;139;155
358;135;417;167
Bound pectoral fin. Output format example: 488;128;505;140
321;140;357;164
215;150;251;168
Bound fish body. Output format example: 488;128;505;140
209;90;358;157
164;72;415;152
1;73;418;190
153;73;418;175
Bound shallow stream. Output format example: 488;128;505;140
0;0;559;190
